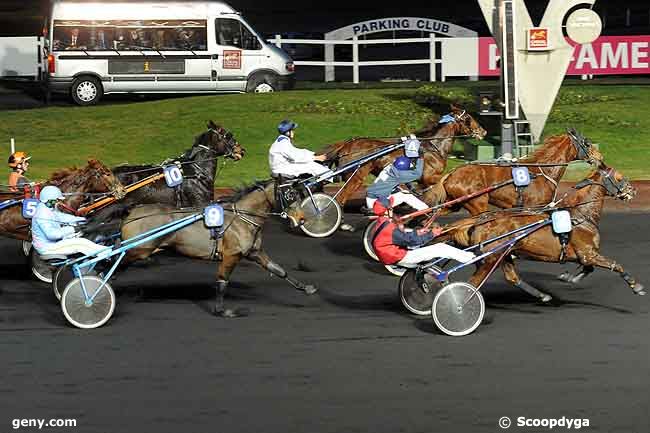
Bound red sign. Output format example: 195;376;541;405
479;35;650;76
528;28;549;50
223;50;242;69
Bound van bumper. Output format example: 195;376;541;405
47;77;73;94
276;74;295;91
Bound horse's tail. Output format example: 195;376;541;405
423;173;450;206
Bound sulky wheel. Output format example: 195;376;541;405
398;266;444;316
53;265;99;302
61;275;115;329
362;220;379;261
299;193;342;238
29;248;54;284
431;282;485;337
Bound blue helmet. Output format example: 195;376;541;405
393;156;412;171
39;185;64;203
278;119;298;135
404;138;421;158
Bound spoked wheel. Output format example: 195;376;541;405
384;264;407;277
431;282;485;337
53;265;99;301
299;193;342;238
61;276;115;329
398;266;444;315
362;220;379;261
22;240;32;256
29;248;54;284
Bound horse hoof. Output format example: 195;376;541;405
302;284;318;295
558;272;572;282
633;284;646;296
339;223;355;232
540;293;553;303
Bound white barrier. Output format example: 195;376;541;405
269;34;444;83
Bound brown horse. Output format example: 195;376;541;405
423;128;603;216
0;159;126;241
120;179;315;317
320;105;487;208
445;164;644;303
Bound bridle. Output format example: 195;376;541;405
567;128;599;165
574;167;634;200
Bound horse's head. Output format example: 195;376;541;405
82;159;127;199
49;159;126;202
566;128;603;166
576;163;636;201
192;120;245;161
449;104;487;140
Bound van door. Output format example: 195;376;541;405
214;17;265;91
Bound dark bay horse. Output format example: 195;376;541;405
423;129;604;216
445;164;644;302
120;180;315;317
320;105;487;208
112;121;245;207
0;159;125;241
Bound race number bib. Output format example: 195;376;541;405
204;204;224;228
551;210;572;234
22;199;39;219
163;165;184;187
512;167;531;187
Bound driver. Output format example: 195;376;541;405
371;196;475;268
7;151;32;192
269;120;332;178
365;138;429;213
31;186;106;257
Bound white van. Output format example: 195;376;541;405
47;0;295;105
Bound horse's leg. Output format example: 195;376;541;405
463;194;490;217
579;254;645;296
247;249;318;295
337;165;373;232
502;259;552;302
558;265;595;284
214;252;244;318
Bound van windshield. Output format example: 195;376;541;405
52;20;208;51
215;18;263;50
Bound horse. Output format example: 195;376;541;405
0;159;126;242
120;179;316;317
320;104;487;208
423;128;603;216
111;120;245;207
443;163;644;303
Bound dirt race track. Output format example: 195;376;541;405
0;213;648;433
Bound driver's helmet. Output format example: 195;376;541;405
278;120;298;135
372;196;392;216
404;138;421;158
39;185;64;204
8;151;31;169
393;156;412;171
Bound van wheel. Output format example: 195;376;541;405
71;76;103;106
247;74;276;93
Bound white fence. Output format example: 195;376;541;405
269;34;449;84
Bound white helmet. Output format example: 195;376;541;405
39;185;64;203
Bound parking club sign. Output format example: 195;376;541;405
223;50;242;69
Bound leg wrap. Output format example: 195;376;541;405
515;280;551;301
621;272;636;286
266;261;287;278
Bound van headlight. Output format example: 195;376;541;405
285;62;295;72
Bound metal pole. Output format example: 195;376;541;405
10;138;15;154
429;33;436;82
352;36;359;84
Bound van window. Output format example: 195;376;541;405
52;20;207;51
215;18;262;50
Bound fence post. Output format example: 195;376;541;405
352;36;359;84
274;34;281;48
325;42;335;82
429;34;436;82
